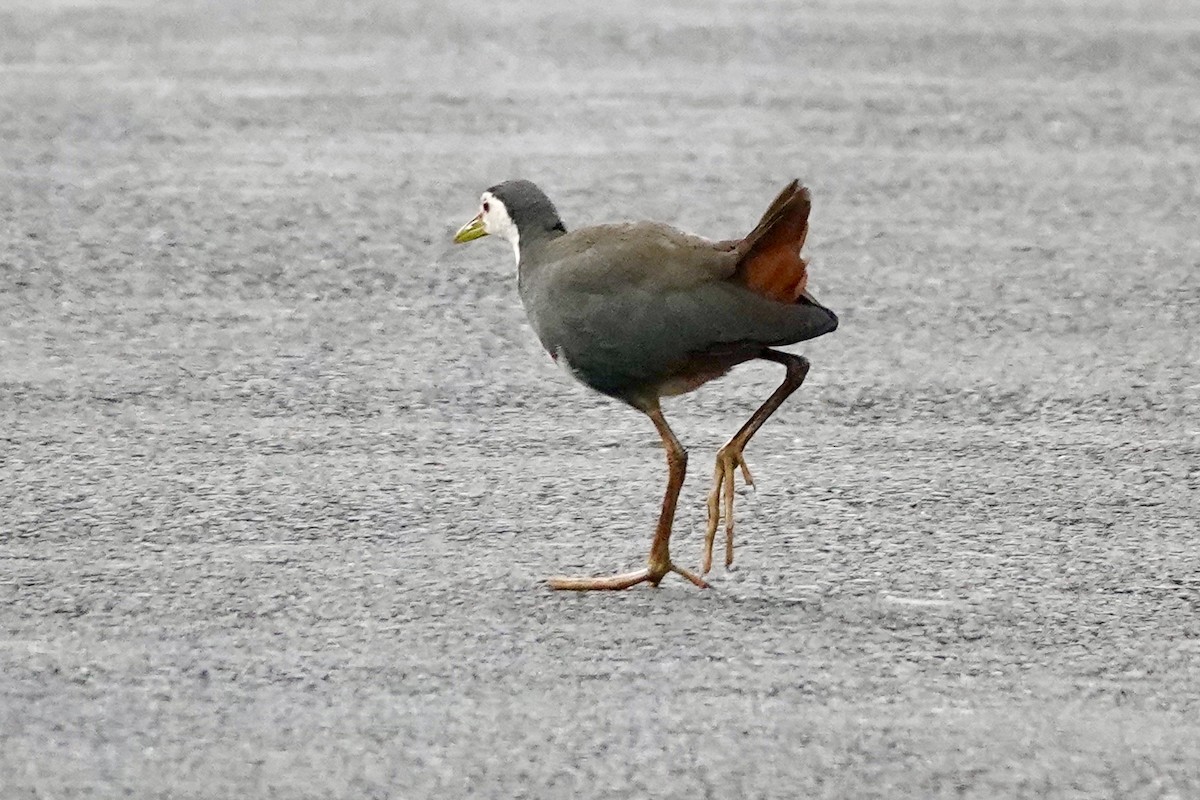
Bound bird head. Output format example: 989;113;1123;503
453;189;517;247
453;180;565;264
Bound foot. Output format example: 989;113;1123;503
548;562;710;591
702;444;755;574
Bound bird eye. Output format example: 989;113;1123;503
482;201;490;213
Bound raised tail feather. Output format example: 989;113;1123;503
734;180;811;303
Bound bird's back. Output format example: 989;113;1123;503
518;217;836;403
528;222;738;291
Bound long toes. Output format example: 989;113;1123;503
722;460;736;537
702;499;718;574
702;465;726;574
548;569;652;591
704;451;752;576
672;563;711;589
737;454;755;488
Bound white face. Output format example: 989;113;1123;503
479;192;520;262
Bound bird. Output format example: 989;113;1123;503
453;179;837;590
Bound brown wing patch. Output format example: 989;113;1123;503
733;182;811;303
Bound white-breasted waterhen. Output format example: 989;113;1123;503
454;180;837;590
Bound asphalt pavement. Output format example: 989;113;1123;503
2;1;1198;797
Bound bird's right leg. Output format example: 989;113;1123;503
548;404;709;591
702;351;810;574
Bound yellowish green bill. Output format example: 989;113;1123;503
453;214;487;243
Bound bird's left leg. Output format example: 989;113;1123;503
702;350;810;574
549;403;709;591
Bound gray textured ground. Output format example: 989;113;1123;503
2;1;1199;798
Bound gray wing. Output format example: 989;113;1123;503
545;222;740;292
533;277;837;398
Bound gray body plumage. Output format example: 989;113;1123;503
488;180;838;406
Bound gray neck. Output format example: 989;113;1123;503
515;227;561;280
